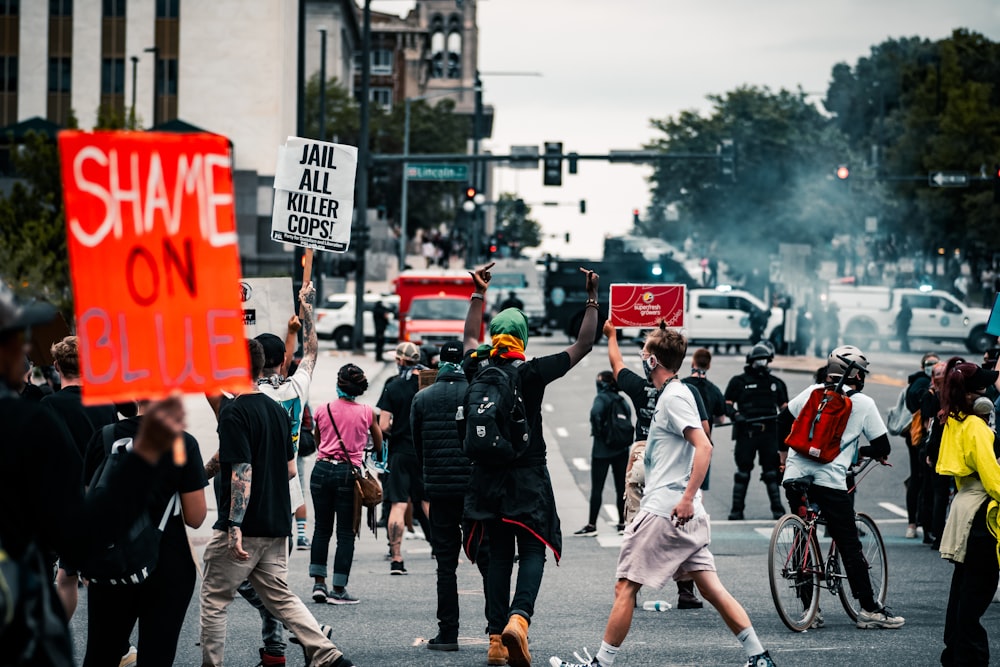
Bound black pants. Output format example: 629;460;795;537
309;460;357;587
785;483;875;609
429;496;490;638
484;519;547;635
588;452;628;526
930;472;953;543
82;543;196;667
905;442;925;525
942;502;999;666
734;431;780;473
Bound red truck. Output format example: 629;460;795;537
394;270;485;346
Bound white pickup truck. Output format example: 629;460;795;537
827;285;994;353
617;287;784;351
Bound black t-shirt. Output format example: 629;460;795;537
463;351;572;463
41;386;118;459
83;417;207;554
214;393;294;536
377;373;420;455
683;376;726;424
617;368;707;440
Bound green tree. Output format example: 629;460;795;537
493;193;541;255
644;86;853;276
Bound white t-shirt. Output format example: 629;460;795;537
784;383;887;490
640;379;706;519
258;365;312;454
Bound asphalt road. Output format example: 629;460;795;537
66;339;999;666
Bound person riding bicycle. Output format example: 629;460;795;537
777;345;905;630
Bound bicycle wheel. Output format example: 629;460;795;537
769;514;820;632
836;512;888;621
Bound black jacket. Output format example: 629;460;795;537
411;367;472;498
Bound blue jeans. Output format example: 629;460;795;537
309;460;357;587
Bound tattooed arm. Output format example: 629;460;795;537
297;281;318;377
204;450;221;480
228;462;252;560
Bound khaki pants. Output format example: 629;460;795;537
624;441;646;524
200;531;342;667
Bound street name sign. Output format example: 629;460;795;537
928;171;969;187
406;163;469;181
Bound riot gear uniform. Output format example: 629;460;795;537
724;345;789;520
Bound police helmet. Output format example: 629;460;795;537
746;343;773;364
827;345;870;382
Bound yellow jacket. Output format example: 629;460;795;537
937;414;1000;566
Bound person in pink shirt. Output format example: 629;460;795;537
309;364;382;605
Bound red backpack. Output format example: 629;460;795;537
785;388;854;463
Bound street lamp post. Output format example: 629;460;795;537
352;0;372;354
129;56;138;129
318;27;327;142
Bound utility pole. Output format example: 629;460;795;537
352;0;372;354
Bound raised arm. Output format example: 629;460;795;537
297;281;318;377
565;268;600;367
280;315;302;377
603;320;628;381
464;262;494;351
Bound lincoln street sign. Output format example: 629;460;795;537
406;163;469;181
928;171;969;187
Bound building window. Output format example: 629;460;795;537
101;57;124;94
1;0;19;16
0;56;17;92
371;49;392;75
370;87;392;110
48;57;70;93
102;0;124;17
155;0;178;19
154;58;177;95
49;0;71;16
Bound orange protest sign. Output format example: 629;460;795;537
59;131;251;404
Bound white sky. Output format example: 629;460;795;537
377;0;1000;259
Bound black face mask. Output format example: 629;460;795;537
596;381;611;392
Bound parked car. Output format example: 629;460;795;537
316;293;399;350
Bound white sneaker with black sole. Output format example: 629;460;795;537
856;606;905;629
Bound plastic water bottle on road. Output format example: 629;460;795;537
642;600;671;611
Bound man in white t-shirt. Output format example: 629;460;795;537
778;345;904;630
550;328;775;667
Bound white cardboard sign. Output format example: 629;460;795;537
239;276;294;338
271;137;358;252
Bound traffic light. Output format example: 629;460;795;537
463;184;477;212
543;141;563;186
632;208;640;225
568;152;578;175
487;236;498;257
579;199;586;214
718;139;735;182
836;165;850;180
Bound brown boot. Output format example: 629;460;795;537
501;613;531;667
488;633;508;666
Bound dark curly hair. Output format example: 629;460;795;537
337;363;368;397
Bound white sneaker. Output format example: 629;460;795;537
549;647;600;666
857;606;905;629
119;647;138;667
905;525;917;539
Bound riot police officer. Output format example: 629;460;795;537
724;342;789;520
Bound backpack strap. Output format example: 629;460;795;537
101;423;116;456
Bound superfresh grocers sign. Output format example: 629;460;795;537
608;284;685;328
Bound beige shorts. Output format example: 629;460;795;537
615;510;716;590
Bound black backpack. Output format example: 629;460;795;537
460;360;529;465
602;393;634;449
81;425;179;585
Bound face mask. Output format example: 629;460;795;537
924;364;936;376
752;359;768;370
972;396;994;418
641;354;658;381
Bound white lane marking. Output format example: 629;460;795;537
543;403;554;413
878;502;909;518
572;457;591;471
603;504;620;522
754;528;773;539
597;535;624;549
556;427;570;438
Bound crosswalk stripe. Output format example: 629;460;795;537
572;458;591;471
878;502;909;518
603;504;619;522
556;427;569;438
